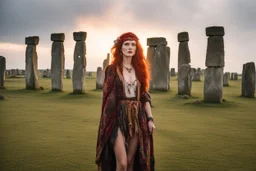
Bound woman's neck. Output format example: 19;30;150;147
122;56;132;67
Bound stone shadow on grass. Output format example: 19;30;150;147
59;92;91;99
4;88;42;94
91;89;103;92
149;90;171;94
169;94;201;102
233;95;256;100
184;98;238;108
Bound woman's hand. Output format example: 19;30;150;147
148;120;155;134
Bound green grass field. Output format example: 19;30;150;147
0;74;255;171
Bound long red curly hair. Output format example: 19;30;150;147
110;32;150;92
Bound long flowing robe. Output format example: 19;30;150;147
96;64;154;171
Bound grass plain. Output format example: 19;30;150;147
0;74;255;171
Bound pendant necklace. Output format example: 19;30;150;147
123;65;133;73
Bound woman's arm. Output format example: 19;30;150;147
144;101;153;118
145;101;155;134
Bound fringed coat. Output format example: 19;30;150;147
96;64;154;171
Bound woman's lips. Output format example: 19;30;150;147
128;51;133;53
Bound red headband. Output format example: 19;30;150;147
114;32;139;45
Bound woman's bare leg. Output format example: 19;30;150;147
114;128;127;171
127;133;139;171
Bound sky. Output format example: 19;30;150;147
0;0;255;73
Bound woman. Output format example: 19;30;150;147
96;32;155;171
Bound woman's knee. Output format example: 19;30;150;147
117;159;127;170
127;156;135;166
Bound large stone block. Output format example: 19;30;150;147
170;68;176;76
73;32;87;41
147;46;155;69
178;32;189;42
42;69;51;78
197;68;201;75
178;42;190;69
192;72;201;81
230;73;234;80
242;62;255;97
72;41;86;93
147;37;167;46
204;67;223;103
51;42;65;91
25;36;39;45
223;72;229;86
166;46;171;91
96;67;104;89
190;68;196;76
149;45;170;91
51;33;65;42
234;73;238;80
103;53;110;70
206;26;225;36
0;56;6;88
25;45;40;89
178;64;191;96
205;36;225;67
66;70;71;78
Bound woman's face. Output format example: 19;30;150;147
121;40;136;57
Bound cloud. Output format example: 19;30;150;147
0;0;111;43
0;0;255;72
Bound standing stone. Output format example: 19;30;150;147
170;68;176;76
5;70;8;77
103;53;111;70
4;69;7;78
204;67;223;103
47;69;51;78
226;72;230;80
204;26;225;103
72;32;87;94
201;69;205;75
242;62;255;97
223;72;230;86
234;73;238;80
178;32;190;69
10;69;16;77
197;68;201;75
51;33;65;91
230;73;234;80
66;70;71;79
42;70;47;78
178;64;191;96
0;56;6;89
192;72;201;81
86;72;92;76
190;68;196;77
166;46;171;90
147;37;170;91
42;69;51;78
25;36;40;90
96;67;104;89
